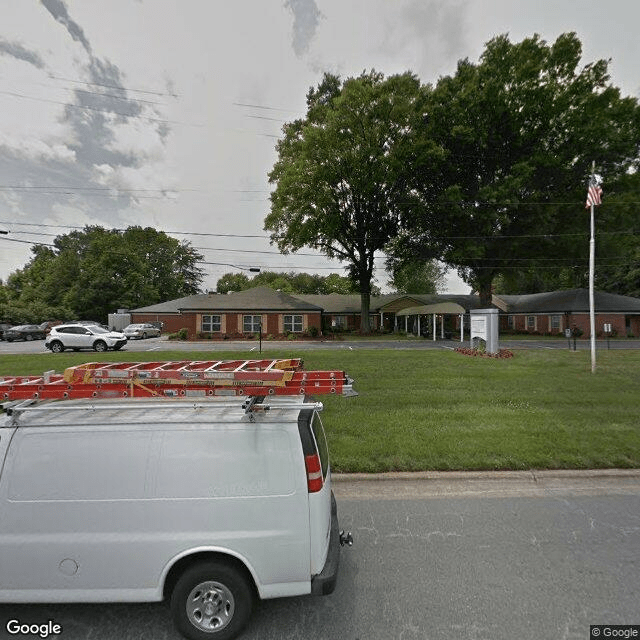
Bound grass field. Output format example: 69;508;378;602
1;349;639;472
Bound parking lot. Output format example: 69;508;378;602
2;335;640;355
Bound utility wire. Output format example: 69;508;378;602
48;74;179;98
0;90;201;127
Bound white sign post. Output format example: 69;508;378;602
469;308;499;354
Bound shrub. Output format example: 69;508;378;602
455;347;514;359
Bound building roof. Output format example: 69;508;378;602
295;293;410;314
495;288;640;314
396;302;467;316
132;287;640;316
133;287;323;313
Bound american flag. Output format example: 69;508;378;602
585;174;603;208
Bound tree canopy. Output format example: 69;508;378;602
215;270;364;295
1;226;203;322
389;32;640;304
386;258;447;294
265;70;439;331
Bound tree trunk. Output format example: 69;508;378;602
476;272;494;307
360;290;371;333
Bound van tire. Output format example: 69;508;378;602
170;561;254;640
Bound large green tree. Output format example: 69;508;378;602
4;226;203;320
390;33;640;304
215;270;362;295
386;258;447;294
265;70;439;331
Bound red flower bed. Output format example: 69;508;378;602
455;347;514;359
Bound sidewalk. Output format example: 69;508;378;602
332;468;640;499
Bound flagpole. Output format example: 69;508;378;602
589;160;596;374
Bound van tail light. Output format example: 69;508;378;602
305;454;323;493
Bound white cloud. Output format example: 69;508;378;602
0;132;76;163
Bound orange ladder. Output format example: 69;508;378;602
0;359;355;400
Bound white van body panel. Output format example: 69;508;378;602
0;399;323;602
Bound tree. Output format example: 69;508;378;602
214;270;363;295
215;273;250;294
386;258;447;294
390;33;640;304
5;226;204;320
265;70;438;331
592;171;640;297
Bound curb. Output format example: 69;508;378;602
333;469;640;482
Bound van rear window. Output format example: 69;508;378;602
311;414;329;479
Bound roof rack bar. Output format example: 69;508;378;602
4;399;325;418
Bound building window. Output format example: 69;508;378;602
527;316;536;330
507;315;515;328
332;315;346;329
202;315;221;332
284;314;303;333
243;315;262;332
550;315;561;330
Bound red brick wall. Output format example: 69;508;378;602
135;311;323;340
307;313;321;333
500;313;632;337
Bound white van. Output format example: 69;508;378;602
0;393;352;640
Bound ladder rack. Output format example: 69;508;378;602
0;359;357;401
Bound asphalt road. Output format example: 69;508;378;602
2;336;640;355
1;471;638;640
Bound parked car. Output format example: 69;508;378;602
45;324;127;353
38;320;63;334
123;323;162;339
2;324;46;342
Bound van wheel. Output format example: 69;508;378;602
170;561;254;640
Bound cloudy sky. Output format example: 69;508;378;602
1;0;639;294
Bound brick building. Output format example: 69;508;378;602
130;287;640;340
131;287;322;339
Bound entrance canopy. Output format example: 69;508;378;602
395;302;466;316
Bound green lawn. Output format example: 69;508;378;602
2;349;639;472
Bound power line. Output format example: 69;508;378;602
233;102;298;113
1;219;638;242
48;74;179;98
0;90;201;127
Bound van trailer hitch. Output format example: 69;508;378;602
339;530;353;547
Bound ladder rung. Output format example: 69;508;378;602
0;359;356;402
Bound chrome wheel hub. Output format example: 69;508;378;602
186;581;235;633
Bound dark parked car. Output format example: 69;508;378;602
2;325;47;342
39;321;63;334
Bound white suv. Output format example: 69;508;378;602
45;323;127;353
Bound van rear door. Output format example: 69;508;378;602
297;410;332;576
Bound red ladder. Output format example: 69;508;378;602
0;359;355;400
